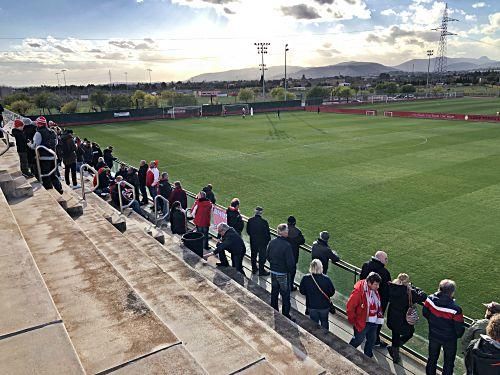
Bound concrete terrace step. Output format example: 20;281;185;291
0;187;84;374
82;192;363;375
8;183;181;374
67;195;275;375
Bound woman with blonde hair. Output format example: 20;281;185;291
387;273;427;363
299;259;335;329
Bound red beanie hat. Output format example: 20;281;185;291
14;119;24;128
36;116;47;127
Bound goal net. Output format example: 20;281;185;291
365;110;377;116
384;111;393;117
222;104;250;116
168;106;202;119
370;95;388;103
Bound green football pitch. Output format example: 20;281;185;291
75;111;500;318
345;97;500;115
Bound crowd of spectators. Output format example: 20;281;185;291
7;119;497;374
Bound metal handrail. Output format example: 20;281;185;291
154;195;169;227
0;128;10;157
80;163;98;201
35;145;58;181
117;179;136;213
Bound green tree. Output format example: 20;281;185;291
34;92;56;114
385;82;399;95
270;87;296;101
306;86;330;99
432;85;445;95
238;88;254;102
90;91;108;112
400;84;416;94
61;100;78;114
106;94;132;110
9;99;32;115
144;94;159;108
3;92;31;106
131;90;147;108
333;86;355;103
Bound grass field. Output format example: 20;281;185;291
75;111;500;318
346;97;500;115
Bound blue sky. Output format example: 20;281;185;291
0;0;498;86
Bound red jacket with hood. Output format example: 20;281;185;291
347;279;383;332
192;198;212;227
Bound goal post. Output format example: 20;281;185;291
168;105;202;119
365;110;376;116
222;103;249;116
384;111;393;117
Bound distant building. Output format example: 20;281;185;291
339;82;351;87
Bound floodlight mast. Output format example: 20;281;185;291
284;44;289;101
255;42;270;98
426;49;434;90
61;69;68;96
147;68;152;85
55;72;61;94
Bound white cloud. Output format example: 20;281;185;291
381;9;397;16
482;12;500;34
472;2;486;8
465;14;477;22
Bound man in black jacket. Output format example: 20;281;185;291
246;206;271;276
226;198;244;235
311;231;340;275
138;160;149;205
23;118;37;176
103;146;116;169
423;279;465;375
465;314;500;375
11;119;33;177
267;223;295;319
360;250;391;347
287;216;305;291
205;223;246;275
203;184;216;204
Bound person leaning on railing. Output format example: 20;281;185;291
464;313;500;375
462;302;500;355
246;206;271;276
286;216;305;292
311;231;340;275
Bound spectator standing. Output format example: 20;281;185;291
360;250;391;347
462;302;500;354
192;191;212;250
387;273;427;363
95;156;106;171
115;163;128;179
205;223;246;274
246;206;271;276
138;160;149;205
311;231;340;275
23;118;37;176
75;137;83;171
464;314;500;375
287;216;305;291
203;184;216;204
226;198;244;235
61;130;79;188
103;145;116;169
158;172;172;213
146;160;160;201
423;279;465;375
299;259;335;330
79;139;93;166
169;181;187;209
29;116;63;194
347;272;384;358
91;142;102;167
169;201;187;235
266;223;295;320
125;167;140;205
11;119;33;178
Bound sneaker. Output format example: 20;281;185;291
375;341;388;348
291;286;298;292
258;270;270;276
216;262;229;267
22;173;34;178
72;184;81;189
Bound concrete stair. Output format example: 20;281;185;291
0;170;33;200
79;188;375;375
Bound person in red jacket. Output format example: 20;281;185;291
169;180;187;209
347;272;384;358
192;191;213;250
145;160;159;202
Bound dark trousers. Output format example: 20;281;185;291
139;184;148;204
18;151;30;175
250;245;267;272
290;266;297;289
231;251;244;274
64;161;77;186
391;326;414;348
426;338;457;375
196;226;210;250
148;186;157;201
40;159;62;193
217;247;230;266
271;273;291;317
309;308;329;330
349;323;379;357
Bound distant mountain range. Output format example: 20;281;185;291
188;56;499;82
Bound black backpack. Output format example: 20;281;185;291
466;338;500;375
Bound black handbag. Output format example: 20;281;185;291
311;274;336;315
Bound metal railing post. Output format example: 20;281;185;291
35;145;58;181
0;128;10;157
117;180;136;213
154;195;170;227
79;163;98;201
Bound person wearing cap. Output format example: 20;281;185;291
462;302;500;354
246;206;271;276
286;216;305;291
30;116;63;194
311;231;340;275
11;119;33;178
464;313;500;375
103;145;116;170
226;198;244;235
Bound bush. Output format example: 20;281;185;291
61;100;78;114
238;88;254;102
106;94;132;110
9;99;33;115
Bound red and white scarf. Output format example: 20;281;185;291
364;281;384;324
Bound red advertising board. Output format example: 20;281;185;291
211;206;227;231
